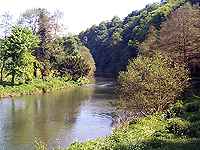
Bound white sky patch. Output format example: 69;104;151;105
0;0;160;33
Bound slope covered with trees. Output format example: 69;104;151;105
79;0;198;76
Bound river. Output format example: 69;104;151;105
0;78;117;150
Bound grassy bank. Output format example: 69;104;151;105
0;77;90;98
36;96;200;150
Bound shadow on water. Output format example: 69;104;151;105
0;77;117;150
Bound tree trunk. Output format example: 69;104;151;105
0;67;4;83
33;62;37;78
11;72;15;86
0;61;5;83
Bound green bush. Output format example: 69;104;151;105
57;55;92;80
118;52;190;115
167;118;190;136
166;101;185;118
52;35;95;80
79;47;96;79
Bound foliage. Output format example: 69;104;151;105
52;35;95;80
34;138;48;150
0;11;95;101
118;52;190;115
0;77;78;98
79;47;96;78
18;8;64;78
2;26;39;85
55;55;90;80
151;4;200;63
79;0;186;75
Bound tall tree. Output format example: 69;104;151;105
18;8;63;36
0;12;13;82
18;8;64;78
3;26;39;85
157;4;200;63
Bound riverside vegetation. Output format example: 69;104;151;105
61;0;200;150
34;0;200;149
0;0;200;150
0;9;95;98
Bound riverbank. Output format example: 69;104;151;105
61;96;200;150
0;77;90;98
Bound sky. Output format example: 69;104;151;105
0;0;160;33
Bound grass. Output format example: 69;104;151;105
34;96;200;150
67;99;200;150
0;77;90;98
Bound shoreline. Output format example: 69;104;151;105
0;77;89;99
65;96;200;150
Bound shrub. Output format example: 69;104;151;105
79;47;96;79
167;118;190;136
57;55;91;80
118;52;190;115
166;101;185;118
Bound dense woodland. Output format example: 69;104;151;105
79;0;199;76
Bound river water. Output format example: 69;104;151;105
0;78;117;150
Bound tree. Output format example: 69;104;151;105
0;12;13;82
79;0;186;76
56;56;91;80
0;39;9;82
118;52;189;116
111;28;123;45
3;26;39;85
63;35;82;55
157;5;200;63
18;8;63;36
139;4;200;75
19;8;64;79
52;36;95;80
139;25;159;57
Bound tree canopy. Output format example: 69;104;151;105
79;0;191;76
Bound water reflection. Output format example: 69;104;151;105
0;78;116;150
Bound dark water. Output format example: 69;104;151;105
0;78;117;150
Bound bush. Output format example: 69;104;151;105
79;47;96;79
57;55;91;80
118;52;190;115
167;118;190;136
165;101;185;118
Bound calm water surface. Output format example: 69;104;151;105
0;78;117;150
